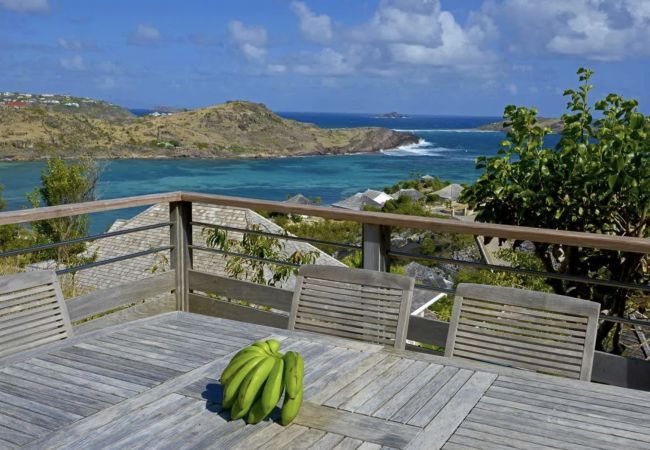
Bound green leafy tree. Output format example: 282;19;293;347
0;185;22;252
205;225;318;287
27;157;99;272
461;68;650;353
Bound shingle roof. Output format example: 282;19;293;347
283;194;314;205
332;193;383;211
392;189;424;201
433;184;464;201
332;189;394;211
76;203;344;292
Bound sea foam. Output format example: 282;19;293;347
381;139;458;157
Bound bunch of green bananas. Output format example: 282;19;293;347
219;339;304;426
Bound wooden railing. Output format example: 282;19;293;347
1;191;649;389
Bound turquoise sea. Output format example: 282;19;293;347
0;112;556;233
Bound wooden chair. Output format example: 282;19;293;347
289;265;414;350
445;283;600;381
0;271;73;358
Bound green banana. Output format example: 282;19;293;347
266;339;281;354
221;355;265;408
230;397;247;420
252;340;273;355
280;387;303;426
245;397;268;424
220;350;266;384
237;356;276;414
261;357;284;412
283;351;304;398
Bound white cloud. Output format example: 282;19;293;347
128;24;162;46
228;20;268;61
280;0;496;78
57;38;95;51
291;2;333;44
59;55;85;71
240;43;266;61
96;76;117;89
494;0;650;61
0;0;48;13
351;0;444;45
387;10;495;67
294;48;354;75
267;64;287;75
507;83;518;95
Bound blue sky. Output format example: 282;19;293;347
1;0;649;115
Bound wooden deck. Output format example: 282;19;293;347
0;312;649;449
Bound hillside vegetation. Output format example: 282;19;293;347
477;117;563;132
0;99;418;160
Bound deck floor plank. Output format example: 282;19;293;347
58;394;191;450
454;422;595;450
388;365;458;424
37;352;158;388
0;378;101;417
24;357;146;395
372;362;442;420
58;346;180;382
467;407;648;449
96;334;211;365
309;433;346;450
324;355;402;409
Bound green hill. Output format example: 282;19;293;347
0;98;418;160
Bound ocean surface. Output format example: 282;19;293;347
0;112;557;233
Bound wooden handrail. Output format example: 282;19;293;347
0;190;648;254
0;192;182;225
181;192;650;254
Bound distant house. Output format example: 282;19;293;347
283;194;314;206
4;101;27;108
333;189;393;211
433;184;464;202
392;188;424;202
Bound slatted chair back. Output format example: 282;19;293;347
0;271;73;358
289;265;414;350
445;283;600;381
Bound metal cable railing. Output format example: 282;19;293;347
191;221;361;250
0;222;172;258
187;222;650;329
56;246;173;275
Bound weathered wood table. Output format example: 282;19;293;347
1;312;649;449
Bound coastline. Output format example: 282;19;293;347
0;146;415;162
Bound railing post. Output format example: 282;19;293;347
170;201;192;311
362;224;391;272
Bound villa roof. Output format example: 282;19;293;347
433;183;464;201
76;203;344;292
332;189;392;211
363;189;393;204
283;194;314;205
392;188;424;201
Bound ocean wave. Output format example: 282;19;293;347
381;139;460;157
392;128;500;133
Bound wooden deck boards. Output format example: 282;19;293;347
0;311;648;449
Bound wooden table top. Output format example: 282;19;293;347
1;312;649;449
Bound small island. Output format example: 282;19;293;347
375;111;409;119
0;96;419;160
